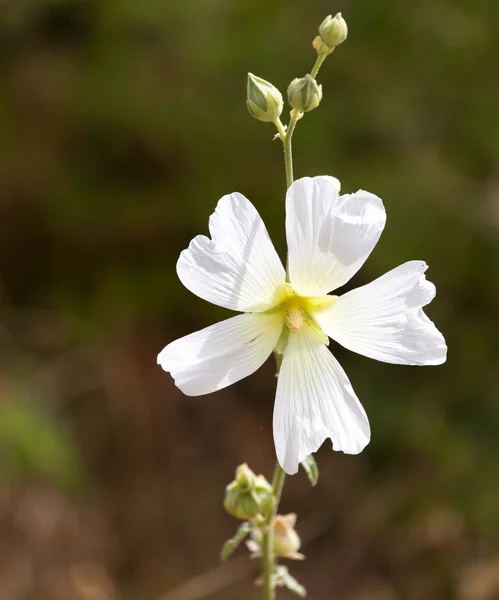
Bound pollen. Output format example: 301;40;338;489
269;286;336;343
284;307;306;333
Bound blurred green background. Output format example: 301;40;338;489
1;0;498;598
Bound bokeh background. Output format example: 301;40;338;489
1;0;499;598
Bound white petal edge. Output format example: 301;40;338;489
157;312;284;396
286;176;386;297
314;261;447;366
177;193;286;312
273;327;370;475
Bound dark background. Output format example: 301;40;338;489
1;0;498;598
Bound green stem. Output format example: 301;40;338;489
282;53;328;189
262;49;328;600
270;462;286;510
262;461;286;600
283;111;300;188
310;53;327;78
261;101;297;600
273;117;287;141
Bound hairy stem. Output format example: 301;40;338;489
261;461;286;600
310;53;327;78
283;52;328;188
283;111;300;188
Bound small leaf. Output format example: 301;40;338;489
300;455;319;486
275;565;307;597
220;521;253;561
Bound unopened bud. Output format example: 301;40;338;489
273;514;301;557
288;75;322;113
224;464;274;520
235;463;255;488
318;13;348;49
247;73;283;123
249;513;302;559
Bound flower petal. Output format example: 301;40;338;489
158;312;284;396
314;261;447;365
177;193;286;312
286;176;386;296
273;328;370;475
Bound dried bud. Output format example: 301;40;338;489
287;75;322;113
318;13;348;49
273;514;302;557
313;35;332;56
247;73;284;123
249;514;303;559
224;464;274;520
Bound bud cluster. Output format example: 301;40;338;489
247;14;349;132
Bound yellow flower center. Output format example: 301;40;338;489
269;284;337;349
284;305;306;334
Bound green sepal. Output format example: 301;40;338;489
274;351;283;373
300;454;319;487
220;521;253;562
274;328;290;356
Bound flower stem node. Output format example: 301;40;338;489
288;75;323;113
247;73;284;123
224;464;275;520
318;13;348;50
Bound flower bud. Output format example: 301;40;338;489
319;12;348;49
273;514;301;557
235;463;255;488
249;513;302;559
287;75;322;113
247;73;283;123
224;464;274;520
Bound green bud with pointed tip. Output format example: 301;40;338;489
287;75;323;113
247;73;283;123
224;464;274;520
319;12;348;48
235;463;255;488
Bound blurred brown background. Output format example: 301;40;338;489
1;0;499;598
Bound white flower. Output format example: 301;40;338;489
158;176;447;475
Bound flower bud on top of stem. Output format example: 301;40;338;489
318;12;348;49
224;463;274;520
247;73;284;123
235;463;255;488
288;75;322;113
